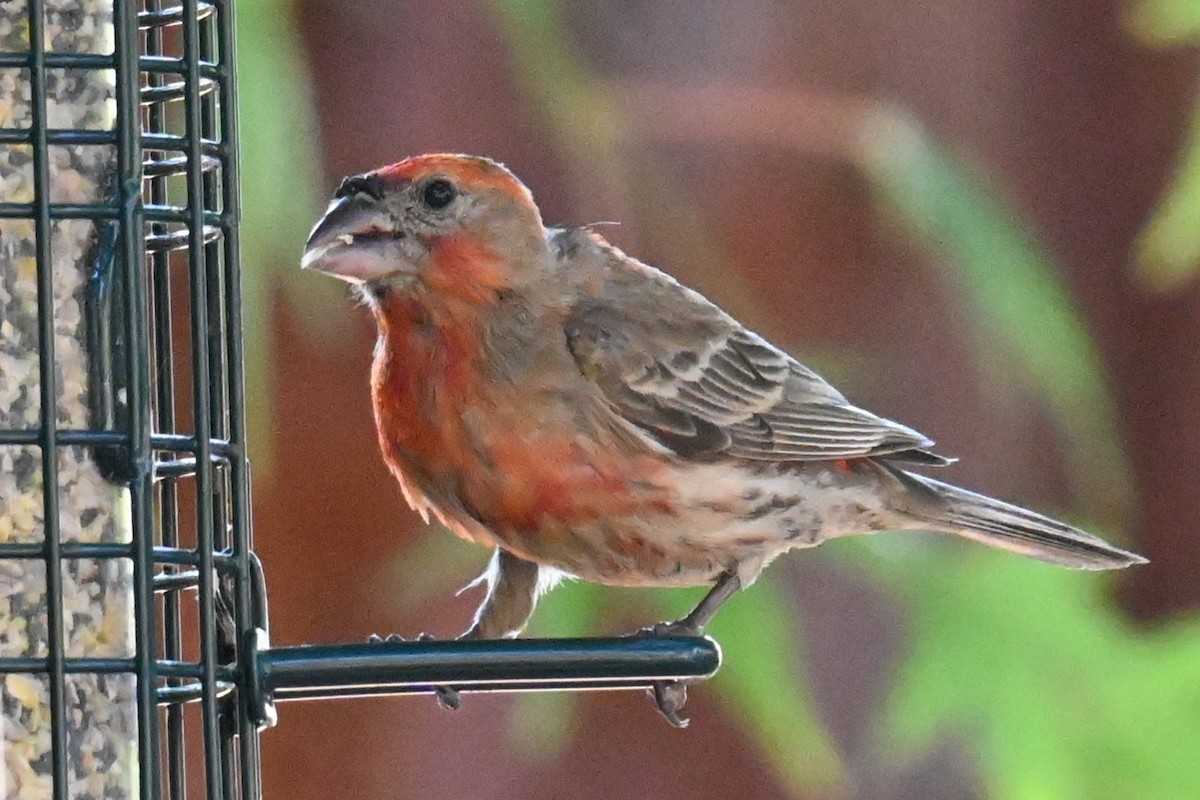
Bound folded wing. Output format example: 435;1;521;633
559;234;951;466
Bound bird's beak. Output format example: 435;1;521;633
301;195;409;284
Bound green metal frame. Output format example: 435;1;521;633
0;2;721;799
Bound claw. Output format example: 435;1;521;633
365;631;461;710
628;621;700;726
632;619;701;638
433;685;462;710
650;680;690;728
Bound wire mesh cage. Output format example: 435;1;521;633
1;3;719;800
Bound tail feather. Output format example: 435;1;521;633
893;468;1146;570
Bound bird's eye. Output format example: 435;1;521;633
420;178;457;210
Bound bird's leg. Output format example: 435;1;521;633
459;548;543;640
389;549;542;711
634;571;742;728
641;571;742;637
366;549;541;710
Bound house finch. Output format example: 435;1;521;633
301;153;1145;726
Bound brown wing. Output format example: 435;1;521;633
557;229;951;465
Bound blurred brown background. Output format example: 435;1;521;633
237;1;1200;798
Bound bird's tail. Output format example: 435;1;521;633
890;467;1146;570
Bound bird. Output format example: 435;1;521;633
301;153;1146;726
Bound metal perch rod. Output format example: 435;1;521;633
252;636;721;705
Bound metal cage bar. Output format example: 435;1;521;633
25;2;70;795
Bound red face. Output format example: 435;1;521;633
301;153;539;288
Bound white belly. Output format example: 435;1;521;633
554;460;896;588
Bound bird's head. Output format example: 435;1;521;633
301;154;546;295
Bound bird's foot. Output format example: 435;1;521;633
364;631;462;711
366;631;417;644
649;680;691;728
626;619;702;727
631;618;701;638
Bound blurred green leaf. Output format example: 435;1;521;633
1127;0;1200;44
507;580;606;763
237;0;349;476
866;548;1200;800
382;529;485;619
1131;105;1200;291
1126;0;1200;291
487;0;622;172
486;0;769;323
857;117;1134;527
504;688;578;764
526;577;605;638
700;578;846;795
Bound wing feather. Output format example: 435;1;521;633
555;227;952;466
